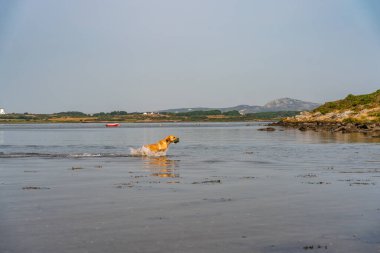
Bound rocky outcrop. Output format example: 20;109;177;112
283;107;380;123
270;90;380;136
272;121;380;136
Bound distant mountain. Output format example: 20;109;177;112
263;98;321;112
159;98;320;114
159;107;215;114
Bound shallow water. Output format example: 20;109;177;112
0;123;379;253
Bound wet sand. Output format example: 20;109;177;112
1;155;380;253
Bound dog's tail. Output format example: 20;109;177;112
130;146;167;157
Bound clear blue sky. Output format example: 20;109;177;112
1;0;379;113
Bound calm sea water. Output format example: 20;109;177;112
1;123;379;253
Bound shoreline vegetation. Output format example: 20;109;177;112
272;89;380;136
2;90;379;134
0;110;300;124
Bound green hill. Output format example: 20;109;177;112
315;89;380;114
283;89;380;123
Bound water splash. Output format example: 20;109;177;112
130;146;167;157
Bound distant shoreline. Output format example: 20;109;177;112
0;119;275;124
0;112;296;124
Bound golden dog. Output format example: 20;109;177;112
144;135;179;153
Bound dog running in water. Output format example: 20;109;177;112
130;135;179;156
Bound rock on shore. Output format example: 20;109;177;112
271;121;380;136
284;108;380;124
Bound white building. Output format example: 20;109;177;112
0;108;5;115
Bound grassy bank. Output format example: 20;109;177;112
283;90;380;124
315;89;380;115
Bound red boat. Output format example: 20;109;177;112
105;123;120;127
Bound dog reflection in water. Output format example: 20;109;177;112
143;156;179;178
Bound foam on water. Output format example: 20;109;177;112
0;152;131;158
69;153;102;158
130;146;167;157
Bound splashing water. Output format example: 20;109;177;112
130;146;168;157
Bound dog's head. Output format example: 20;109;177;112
165;135;179;144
